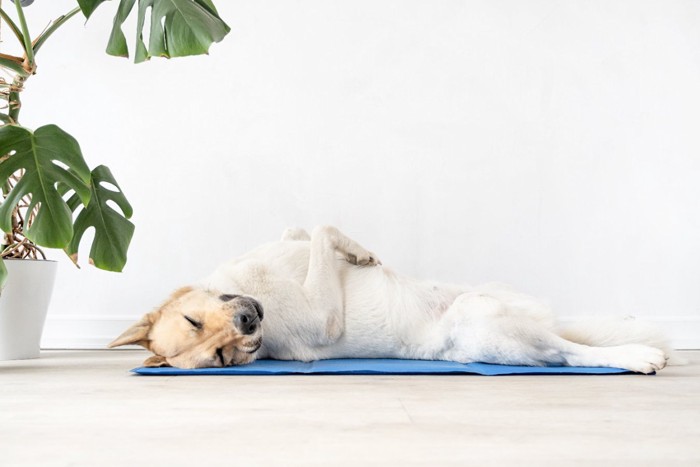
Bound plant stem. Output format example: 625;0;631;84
0;7;25;47
7;73;25;122
32;7;81;54
12;0;34;73
0;52;25;74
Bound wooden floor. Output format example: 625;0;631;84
1;350;699;466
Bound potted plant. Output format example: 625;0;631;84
0;0;229;359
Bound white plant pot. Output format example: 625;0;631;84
0;259;57;360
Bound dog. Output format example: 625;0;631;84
110;225;670;372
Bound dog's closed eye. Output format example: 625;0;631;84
184;315;203;329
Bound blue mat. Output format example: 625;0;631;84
132;358;638;376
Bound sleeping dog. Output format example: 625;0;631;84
110;225;670;372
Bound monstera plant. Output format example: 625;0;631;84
0;0;230;285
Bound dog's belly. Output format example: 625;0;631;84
312;308;407;359
261;266;458;361
259;266;409;361
263;327;405;361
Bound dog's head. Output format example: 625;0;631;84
109;287;264;369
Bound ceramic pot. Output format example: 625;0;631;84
0;259;57;360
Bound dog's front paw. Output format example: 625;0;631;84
346;251;381;267
614;344;668;374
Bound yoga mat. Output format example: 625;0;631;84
132;358;639;376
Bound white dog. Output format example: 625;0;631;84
110;225;670;372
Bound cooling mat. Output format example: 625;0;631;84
132;358;639;375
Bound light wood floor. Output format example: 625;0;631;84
1;350;699;466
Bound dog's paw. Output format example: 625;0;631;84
613;344;668;374
313;225;381;267
281;227;311;241
346;250;381;267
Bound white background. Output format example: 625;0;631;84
11;1;700;348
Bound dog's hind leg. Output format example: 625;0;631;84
302;225;380;345
438;293;668;373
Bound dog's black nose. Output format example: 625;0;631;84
234;309;259;335
223;295;264;322
233;297;263;335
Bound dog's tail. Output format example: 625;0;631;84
557;316;687;365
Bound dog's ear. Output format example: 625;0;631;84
143;355;170;368
107;313;155;349
107;287;194;349
168;286;194;301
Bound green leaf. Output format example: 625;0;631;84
77;0;110;19
105;0;137;58
64;165;134;272
0;125;91;248
104;0;230;62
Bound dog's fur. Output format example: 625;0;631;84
110;225;670;373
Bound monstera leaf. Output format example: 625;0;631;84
76;0;109;18
64;165;134;272
0;124;91;248
78;0;230;63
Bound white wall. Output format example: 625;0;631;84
16;1;699;348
